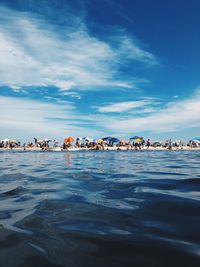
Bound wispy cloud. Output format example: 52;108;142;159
97;89;200;134
1;89;200;140
96;99;155;113
0;5;157;92
0;96;103;140
115;34;157;66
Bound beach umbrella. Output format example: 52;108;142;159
109;137;120;143
2;138;10;142
76;137;82;141
53;140;59;144
102;137;120;143
192;138;200;141
135;138;142;143
102;137;114;142
97;139;104;143
82;137;89;140
44;139;52;142
129;136;142;140
64;137;75;143
82;137;91;142
37;140;44;144
130;136;143;143
102;136;111;141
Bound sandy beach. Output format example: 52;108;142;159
1;146;200;152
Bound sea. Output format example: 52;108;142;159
0;150;200;267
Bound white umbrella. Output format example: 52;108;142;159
82;137;91;142
37;140;44;143
2;138;10;142
10;140;18;143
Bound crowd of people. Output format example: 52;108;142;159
0;136;200;151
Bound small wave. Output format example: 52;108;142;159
0;186;28;196
28;242;47;255
0;151;200;266
140;171;188;176
136;178;200;192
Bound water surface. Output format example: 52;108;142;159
0;150;200;267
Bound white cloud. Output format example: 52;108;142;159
0;5;156;91
116;35;157;65
1;90;200;141
97;100;153;113
0;96;103;141
98;90;200;134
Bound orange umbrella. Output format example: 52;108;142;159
64;137;75;143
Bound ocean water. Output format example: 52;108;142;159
0;150;200;267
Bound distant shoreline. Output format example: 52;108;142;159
1;146;200;152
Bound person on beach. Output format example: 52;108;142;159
134;142;138;150
147;139;151;149
34;137;38;146
141;138;145;148
168;139;172;150
9;142;13;149
63;143;68;150
76;138;80;148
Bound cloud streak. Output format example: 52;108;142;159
1;89;200;140
96;100;155;113
0;96;103;141
0;5;157;91
98;89;200;134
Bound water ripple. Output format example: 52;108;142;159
0;150;200;266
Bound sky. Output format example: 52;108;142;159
0;0;200;142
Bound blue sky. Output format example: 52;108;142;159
0;0;200;142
